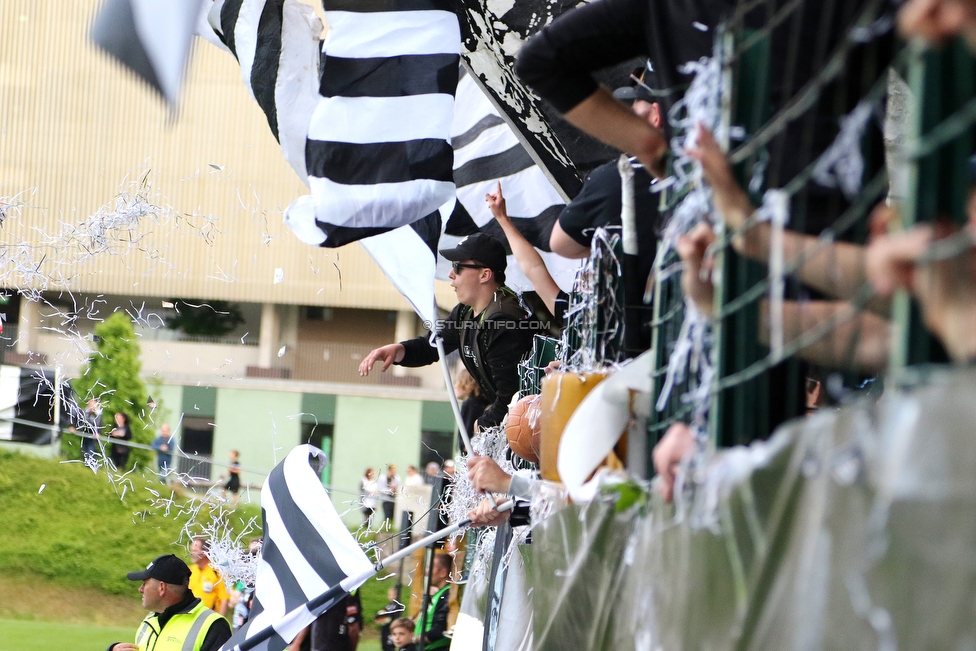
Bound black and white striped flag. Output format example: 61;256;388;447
438;69;580;293
224;445;374;651
201;0;323;183
200;0;443;323
283;0;461;248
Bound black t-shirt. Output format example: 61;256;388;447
311;592;362;651
516;0;730;117
517;0;894;235
460;394;490;437
558;160;659;285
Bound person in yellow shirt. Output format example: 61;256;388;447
188;537;229;616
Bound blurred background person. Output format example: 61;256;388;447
404;465;424;487
377;464;401;525
108;411;132;470
360;468;379;527
150;423;174;481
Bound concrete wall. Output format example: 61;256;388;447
0;0;441;313
37;333;261;379
331;395;424;524
212;387;303;489
141;341;260;381
298;307;398;346
148;383;184;439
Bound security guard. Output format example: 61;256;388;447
108;554;231;651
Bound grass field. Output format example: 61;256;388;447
0;449;262;596
0;450;399;648
0;618;133;651
0;619;384;651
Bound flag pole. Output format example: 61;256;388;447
229;502;515;651
435;335;475;456
375;500;515;571
435;335;497;508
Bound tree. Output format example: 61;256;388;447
71;312;152;471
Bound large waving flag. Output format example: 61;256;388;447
202;0;323;184
98;0;579;324
439;68;580;294
224;445;374;651
283;0;461;248
200;0;443;322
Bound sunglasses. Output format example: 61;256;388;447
451;262;485;274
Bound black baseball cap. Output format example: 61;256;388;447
126;554;191;585
439;233;507;276
613;65;655;104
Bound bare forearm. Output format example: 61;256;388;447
759;300;890;373
287;627;309;651
496;216;544;271
496;217;561;312
564;88;667;174
550;221;590;259
734;223;889;314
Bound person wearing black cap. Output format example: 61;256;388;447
548;77;662;293
108;554;231;651
359;233;537;430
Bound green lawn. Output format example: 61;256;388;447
0;449;261;597
0;619;383;651
0;451;396;648
0;619;133;651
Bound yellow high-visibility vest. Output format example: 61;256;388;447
134;601;223;651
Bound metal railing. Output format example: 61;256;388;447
133;326;260;346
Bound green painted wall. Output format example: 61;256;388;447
150;384;184;439
421;401;456;432
301;393;336;425
211;388;303;490
331;395;424;524
183;386;217;418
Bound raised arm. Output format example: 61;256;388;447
486;182;562;314
677;223;890;372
